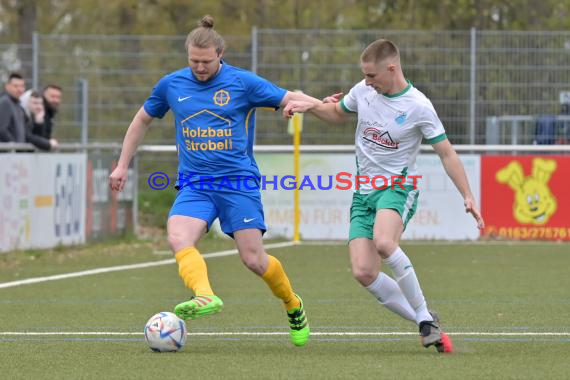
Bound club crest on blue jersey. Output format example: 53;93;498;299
213;89;230;106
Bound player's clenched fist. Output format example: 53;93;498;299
109;166;128;192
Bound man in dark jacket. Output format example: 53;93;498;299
34;84;63;139
0;73;57;151
0;73;26;143
21;90;59;151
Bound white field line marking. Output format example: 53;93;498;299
0;331;568;337
0;241;298;290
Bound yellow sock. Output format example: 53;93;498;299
175;247;214;296
261;255;301;311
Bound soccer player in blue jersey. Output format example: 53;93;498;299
109;15;319;346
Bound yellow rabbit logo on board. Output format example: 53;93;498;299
496;158;557;225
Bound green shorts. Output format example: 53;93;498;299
348;185;419;242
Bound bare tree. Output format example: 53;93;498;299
16;0;37;80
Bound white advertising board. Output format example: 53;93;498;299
405;154;481;240
258;153;355;240
0;153;87;252
252;153;481;241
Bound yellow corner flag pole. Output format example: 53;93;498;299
288;92;304;243
293;112;302;243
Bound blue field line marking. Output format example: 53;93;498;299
4;324;569;332
0;241;298;289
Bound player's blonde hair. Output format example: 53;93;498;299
361;39;399;64
185;15;225;55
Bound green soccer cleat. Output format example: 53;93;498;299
174;295;224;321
287;294;310;346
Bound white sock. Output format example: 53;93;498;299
365;272;416;322
384;247;433;324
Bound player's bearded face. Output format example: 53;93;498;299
188;46;222;82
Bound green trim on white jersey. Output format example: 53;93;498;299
340;98;356;113
383;80;413;98
426;133;447;145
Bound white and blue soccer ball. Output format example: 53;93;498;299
144;312;187;352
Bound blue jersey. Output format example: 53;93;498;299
144;62;286;186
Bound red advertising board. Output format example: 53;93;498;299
482;155;570;240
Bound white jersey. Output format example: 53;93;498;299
341;80;446;194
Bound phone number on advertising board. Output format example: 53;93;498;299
485;226;570;239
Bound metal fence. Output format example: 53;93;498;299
2;29;570;145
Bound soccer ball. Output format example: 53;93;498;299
144;312;187;352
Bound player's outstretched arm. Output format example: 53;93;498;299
283;100;348;124
281;90;349;124
109;106;154;192
432;139;485;229
322;92;344;104
281;91;322;108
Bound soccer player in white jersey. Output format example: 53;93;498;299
284;39;485;353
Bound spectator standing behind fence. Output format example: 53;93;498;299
34;84;63;139
0;73;58;151
0;73;26;143
20;89;59;151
